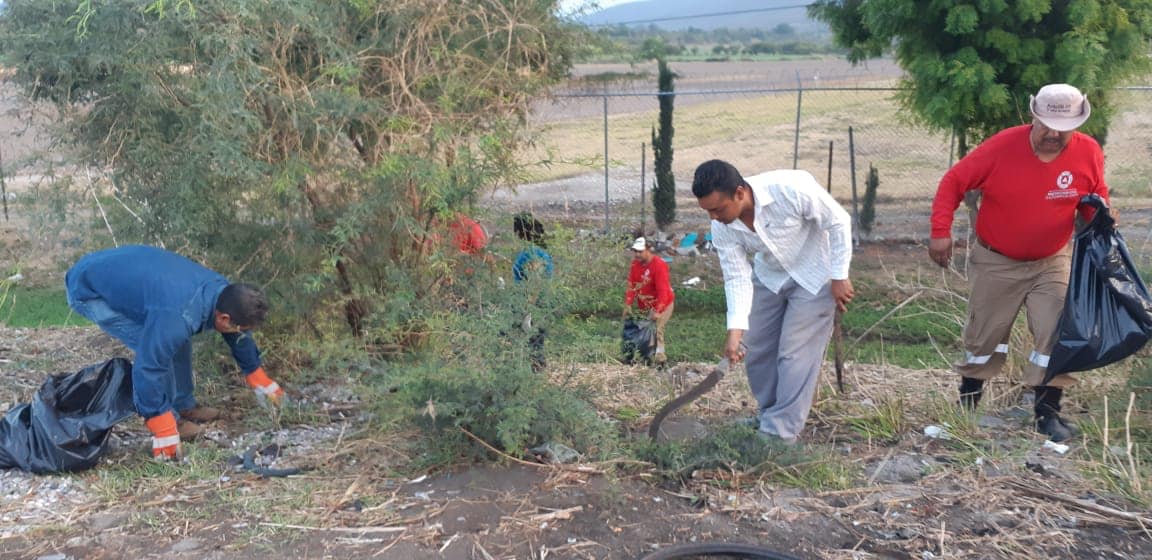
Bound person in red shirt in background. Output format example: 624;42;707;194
448;213;490;256
929;83;1109;443
446;213;494;276
622;237;676;364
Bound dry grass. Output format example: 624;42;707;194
520;80;1152;204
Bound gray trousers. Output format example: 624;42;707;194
745;277;835;440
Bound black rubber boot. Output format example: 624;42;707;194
958;377;985;410
1034;387;1078;442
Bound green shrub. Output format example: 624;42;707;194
859;164;879;237
372;273;618;462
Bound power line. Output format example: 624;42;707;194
585;3;817;28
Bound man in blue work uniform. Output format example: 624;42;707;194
66;245;286;460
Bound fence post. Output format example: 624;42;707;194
793;71;802;170
0;145;8;221
603;93;610;233
848;126;860;247
826;140;833;194
640;142;646;235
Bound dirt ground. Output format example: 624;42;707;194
2;229;1152;559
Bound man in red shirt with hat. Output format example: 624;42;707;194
929;83;1109;442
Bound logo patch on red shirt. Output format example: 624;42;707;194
1047;170;1079;200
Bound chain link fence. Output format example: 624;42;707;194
518;80;1152;239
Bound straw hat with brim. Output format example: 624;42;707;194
1029;83;1091;132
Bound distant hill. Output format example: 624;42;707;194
580;0;828;33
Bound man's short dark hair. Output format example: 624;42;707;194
216;283;268;328
513;212;547;248
691;159;749;198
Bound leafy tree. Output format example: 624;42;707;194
0;0;577;339
651;58;676;230
809;0;1152;154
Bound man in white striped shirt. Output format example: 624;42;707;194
692;160;854;443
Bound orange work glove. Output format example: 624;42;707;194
145;411;182;460
245;367;285;407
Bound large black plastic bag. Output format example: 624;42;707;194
0;358;135;473
621;318;655;363
1045;195;1152;382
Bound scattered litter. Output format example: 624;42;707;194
681;276;701;287
923;425;951;439
408;475;428;484
1042;440;1070;454
6;273;23;283
529;442;580;464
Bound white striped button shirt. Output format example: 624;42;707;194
711;169;853;331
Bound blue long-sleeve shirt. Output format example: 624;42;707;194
65;246;262;412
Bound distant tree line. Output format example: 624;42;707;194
585;24;839;61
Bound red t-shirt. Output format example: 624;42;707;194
624;256;675;313
448;215;488;255
930;125;1108;261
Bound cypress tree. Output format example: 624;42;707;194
651;58;676;230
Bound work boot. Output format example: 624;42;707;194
1034;386;1078;442
958;377;984;410
179;406;222;423
177;420;204;441
1035;415;1074;443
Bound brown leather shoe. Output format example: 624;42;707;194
177;420;205;441
178;406;222;423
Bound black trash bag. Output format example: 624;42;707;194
1045;195;1152;383
621;318;655;364
0;358;136;474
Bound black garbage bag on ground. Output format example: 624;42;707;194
0;358;135;474
1045;195;1152;383
621;318;655;364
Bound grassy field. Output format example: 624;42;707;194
0;284;88;327
521;79;1152;201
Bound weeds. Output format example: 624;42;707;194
1079;392;1150;507
846;395;907;444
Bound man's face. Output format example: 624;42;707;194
696;186;747;224
1030;120;1074;157
632;248;651;263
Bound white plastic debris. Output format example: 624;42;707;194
923;425;951;439
407;475;428;484
1043;440;1070;454
5;273;23;283
681;276;701;287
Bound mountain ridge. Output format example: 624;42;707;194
580;0;827;32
